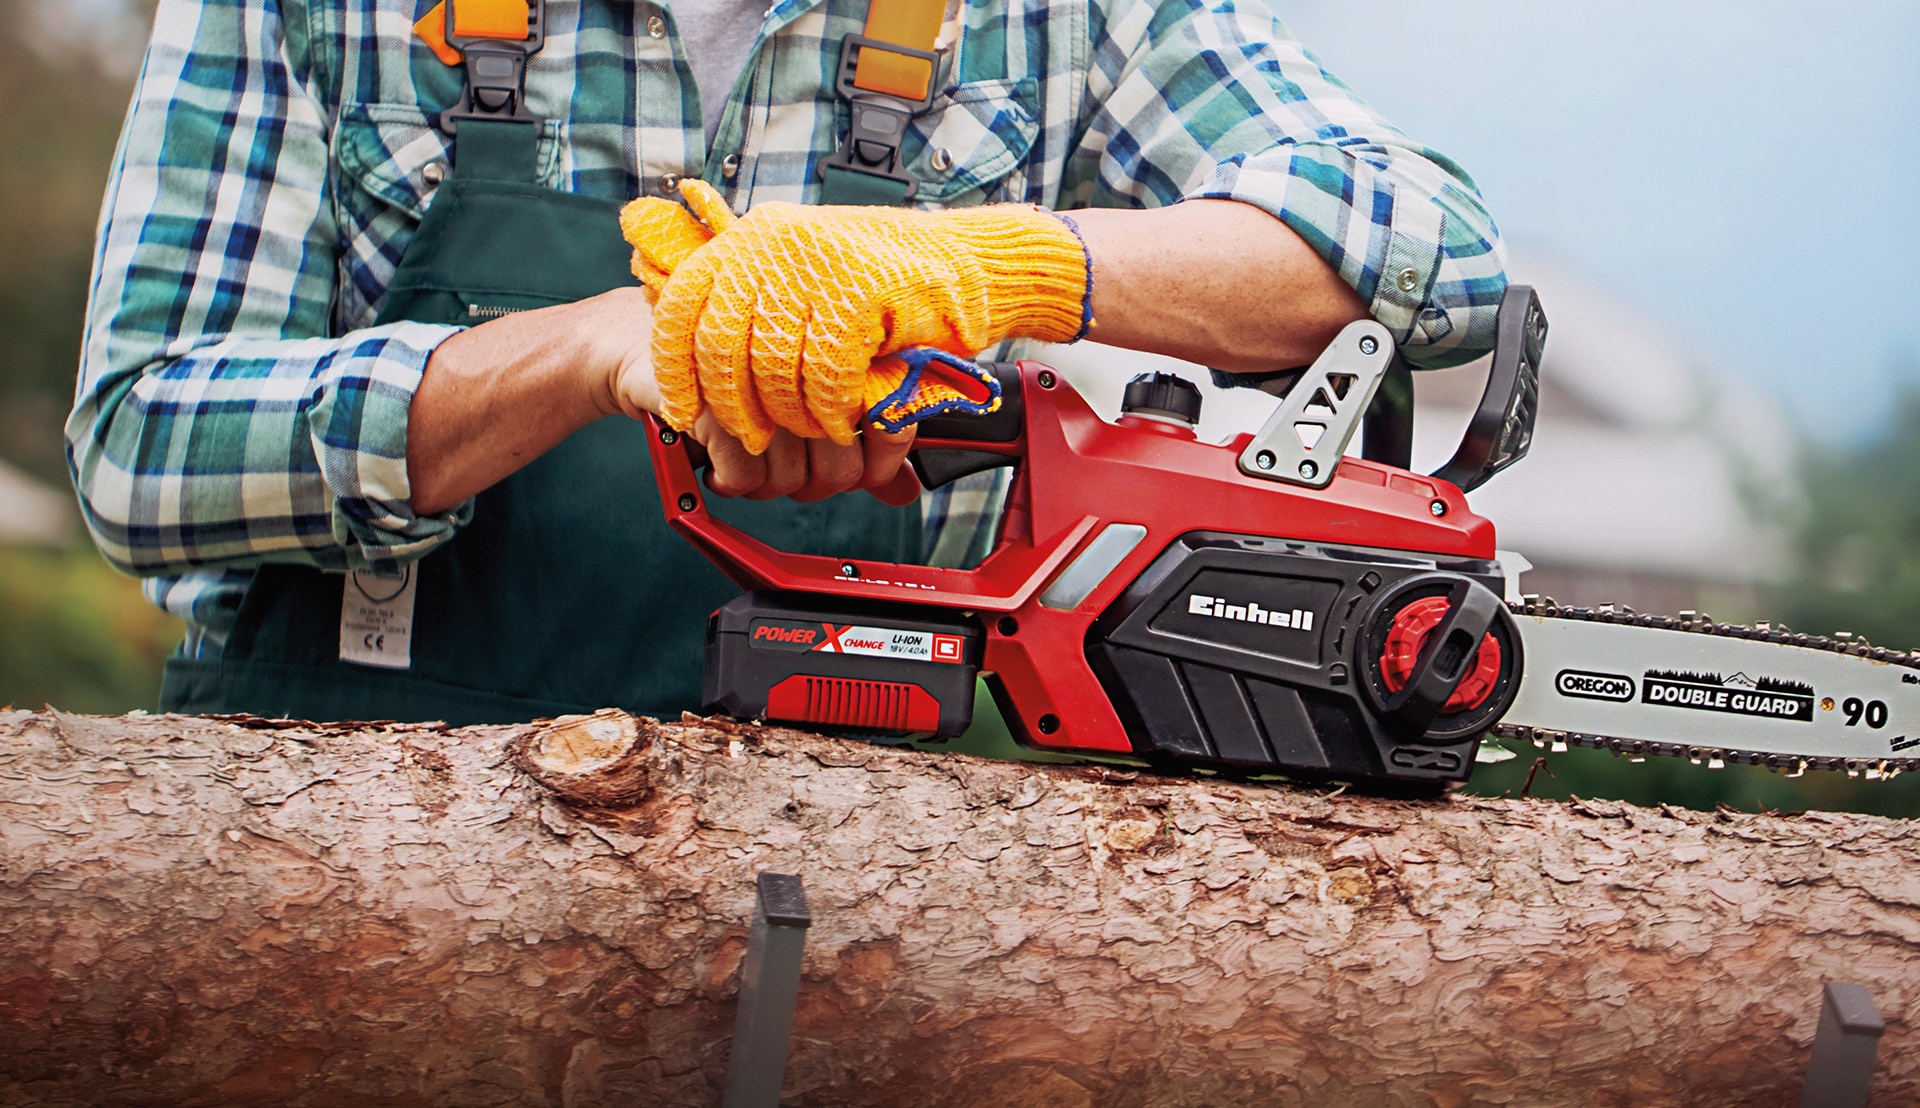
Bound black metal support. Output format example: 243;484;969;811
1360;353;1414;470
722;872;813;1108
1800;982;1884;1107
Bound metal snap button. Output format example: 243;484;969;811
661;173;681;192
930;147;954;172
1397;268;1420;293
647;14;667;38
720;154;742;179
422;162;447;186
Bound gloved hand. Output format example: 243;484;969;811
619;179;1091;453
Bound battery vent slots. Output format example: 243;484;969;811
765;675;940;732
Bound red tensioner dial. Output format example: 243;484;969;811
1378;595;1503;712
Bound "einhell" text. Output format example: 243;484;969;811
1187;595;1314;631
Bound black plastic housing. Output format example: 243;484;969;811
1085;534;1517;786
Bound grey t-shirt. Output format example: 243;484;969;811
671;0;768;144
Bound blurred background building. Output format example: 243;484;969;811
0;461;72;547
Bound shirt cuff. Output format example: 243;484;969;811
1187;143;1507;369
306;321;471;573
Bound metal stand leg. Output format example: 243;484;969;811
722;872;812;1108
1800;982;1884;1108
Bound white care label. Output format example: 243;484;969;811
338;565;417;669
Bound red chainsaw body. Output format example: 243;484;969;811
647;360;1496;755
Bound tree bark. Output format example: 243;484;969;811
1;708;1915;1107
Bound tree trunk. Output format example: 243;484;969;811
1;708;1915;1107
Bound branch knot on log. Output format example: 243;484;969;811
515;708;659;808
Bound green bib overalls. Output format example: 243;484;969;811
158;119;921;724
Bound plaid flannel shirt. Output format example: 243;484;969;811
70;0;1507;651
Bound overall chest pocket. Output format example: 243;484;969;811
330;104;563;328
898;78;1040;206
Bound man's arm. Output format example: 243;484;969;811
405;292;645;518
1065;0;1508;370
409;287;918;514
70;0;475;578
1071;200;1368;373
605;198;1365;503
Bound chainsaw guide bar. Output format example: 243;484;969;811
1495;598;1920;780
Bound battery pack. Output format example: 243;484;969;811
704;591;984;737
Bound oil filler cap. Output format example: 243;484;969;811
1121;372;1202;425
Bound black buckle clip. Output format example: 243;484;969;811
439;0;546;131
820;34;941;198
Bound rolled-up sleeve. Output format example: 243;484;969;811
1069;0;1507;368
66;0;467;579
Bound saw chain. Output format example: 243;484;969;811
1491;596;1920;780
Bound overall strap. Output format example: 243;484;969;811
454;119;540;183
820;0;948;205
414;0;547;181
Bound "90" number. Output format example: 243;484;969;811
1842;697;1889;728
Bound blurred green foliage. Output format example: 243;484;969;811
0;2;180;715
0;546;179;714
0;4;141;486
1767;379;1920;655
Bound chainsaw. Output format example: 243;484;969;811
644;286;1920;790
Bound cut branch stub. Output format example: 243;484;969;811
516;708;658;807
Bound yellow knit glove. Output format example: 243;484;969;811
619;180;1091;453
620;178;737;294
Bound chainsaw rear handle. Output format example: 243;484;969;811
903;359;1029;490
669;282;1543;500
658;358;1027;498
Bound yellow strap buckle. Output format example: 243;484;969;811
413;0;547;130
844;0;944;102
412;0;539;66
822;0;944;201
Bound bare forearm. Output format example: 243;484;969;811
1070;200;1367;373
407;289;654;515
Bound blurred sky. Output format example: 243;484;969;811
1284;0;1920;441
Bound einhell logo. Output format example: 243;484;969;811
1556;669;1634;702
1187;595;1314;631
1641;670;1815;722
